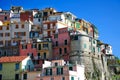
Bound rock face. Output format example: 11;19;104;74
70;52;111;80
70;34;111;80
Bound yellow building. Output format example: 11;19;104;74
37;40;52;60
0;56;34;80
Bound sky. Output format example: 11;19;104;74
0;0;120;58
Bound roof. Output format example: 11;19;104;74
0;56;27;63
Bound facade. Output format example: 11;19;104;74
0;10;10;22
0;46;19;57
36;39;52;60
52;27;71;61
0;56;34;80
11;21;33;44
10;6;23;22
19;42;37;58
20;10;33;22
0;6;114;80
36;60;85;80
0;23;11;47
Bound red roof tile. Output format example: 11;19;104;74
0;56;28;63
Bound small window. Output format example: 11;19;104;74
6;26;9;30
15;63;19;70
54;34;58;38
62;77;65;80
0;64;2;70
59;48;62;54
43;44;48;48
32;43;36;48
0;74;2;80
38;44;41;50
84;44;87;48
64;48;67;53
55;62;58;66
0;26;2;30
71;77;74;80
44;53;46;59
23;73;27;79
38;18;40;22
21;24;24;28
69;66;73;70
4;16;7;20
64;39;67;45
22;45;27;49
16;25;19;29
15;74;19;80
56;41;58;46
0;33;3;37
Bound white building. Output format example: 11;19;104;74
35;59;85;80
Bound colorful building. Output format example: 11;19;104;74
0;46;19;57
19;42;37;58
36;59;85;80
0;10;10;22
36;39;53;60
0;56;34;80
52;27;71;61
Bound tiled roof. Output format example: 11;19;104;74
0;56;27;63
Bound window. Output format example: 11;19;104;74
54;34;58;38
44;53;46;59
56;67;63;75
21;32;26;36
93;40;95;44
74;36;78;40
69;66;73;70
84;44;86;48
56;41;58;46
59;48;62;54
38;53;40;57
0;26;2;30
45;68;52;76
71;77;74;80
38;18;40;22
15;74;19;80
43;12;48;16
15;63;19;70
0;74;2;80
0;33;3;37
55;62;58;66
4;51;6;56
43;44;48;48
5;33;10;37
23;73;27;79
22;45;27;49
0;41;3;45
16;25;19;29
0;64;2;70
64;40;67;45
21;24;24;28
4;16;7;20
62;77;65;80
32;43;36;48
38;44;41;50
64;48;67;53
6;26;9;30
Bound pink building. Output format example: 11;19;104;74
52;27;71;61
19;42;37;58
0;10;10;22
35;60;85;80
